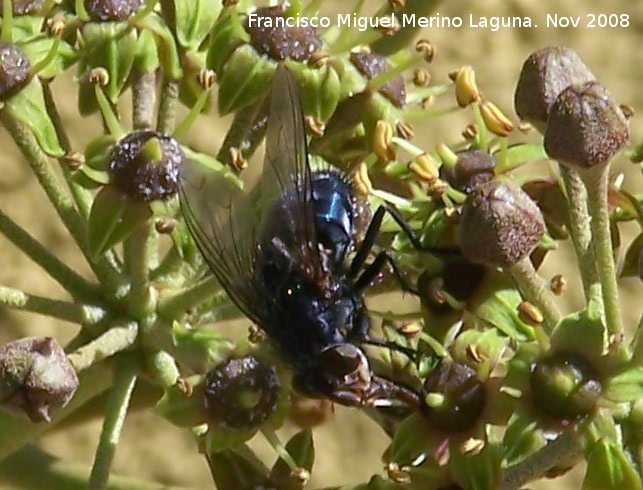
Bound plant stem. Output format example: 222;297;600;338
559;166;603;311
157;276;227;319
0;209;101;302
498;430;581;490
581;166;623;336
88;355;139;490
0;362;112;461
124;222;156;318
216;97;266;165
0;285;105;325
156;78;179;134
509;257;561;333
67;322;139;372
132;71;157;130
150;246;184;281
0;445;197;490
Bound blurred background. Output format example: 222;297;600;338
1;0;642;488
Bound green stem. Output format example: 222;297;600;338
0;110;123;291
0;445;197;490
157;276;227;319
132;71;156;130
498;431;581;490
216;97;268;164
581;166;623;336
509;257;561;333
150;246;184;281
124;222;156;318
88;355;139;490
156;78;179;134
0;285;105;325
559;166;603;311
68;323;139;372
0;209;101;302
632;310;643;364
0;362;112;462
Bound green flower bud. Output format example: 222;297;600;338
439;149;495;193
420;361;486;432
544;81;629;168
84;0;143;22
514;46;596;133
530;351;602;421
0;43;30;98
0;337;78;423
204;356;281;431
460;180;545;268
109;129;185;201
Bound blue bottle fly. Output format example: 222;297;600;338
179;64;420;408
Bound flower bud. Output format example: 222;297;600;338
0;337;79;423
530;351;602;421
439;149;495;193
246;5;322;62
420;361;486;432
544;81;629;168
204;356;281;431
514;46;596;133
460;180;545;268
84;0;143;22
109;129;185;201
350;51;406;108
0;43;30;98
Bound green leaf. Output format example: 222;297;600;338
582;439;643;490
550;309;606;361
84;134;115;171
475;287;535;341
171;322;235;373
621;232;643;278
133;27;159;75
206;11;247;75
205;443;271;490
87;185;152;258
604;365;643;403
4;78;63;157
284;60;341;120
502;410;545;467
20;36;78;79
452;329;509;381
495;143;547;173
155;374;206;428
450;427;502;490
175;0;222;51
269;429;315;490
136;12;182;80
182;146;242;186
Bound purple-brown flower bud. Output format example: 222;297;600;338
203;356;281;431
439;149;495;193
245;5;322;62
420;361;486;432
544;81;629;168
84;0;143;22
0;0;45;15
514;46;596;132
109;129;184;201
349;51;406;108
460;180;545;268
0;337;78;423
0;43;30;98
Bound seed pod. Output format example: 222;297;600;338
0;337;79;423
460;180;545;268
420;361;486;432
0;0;45;15
109;129;185;201
84;0;143;22
440;149;495;193
350;51;406;108
0;43;31;98
514;46;596;133
544;81;629;169
246;5;322;62
203;356;281;431
530;351;602;421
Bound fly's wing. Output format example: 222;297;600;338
179;162;265;325
260;63;325;279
